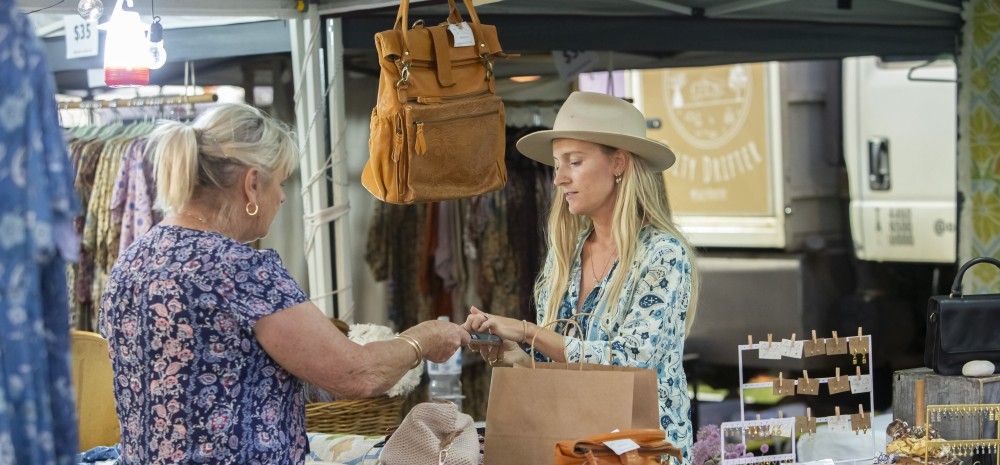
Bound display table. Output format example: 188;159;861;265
893;367;1000;439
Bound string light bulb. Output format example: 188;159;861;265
77;0;103;21
99;0;150;87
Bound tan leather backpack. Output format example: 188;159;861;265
362;0;508;204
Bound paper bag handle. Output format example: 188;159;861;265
529;313;595;370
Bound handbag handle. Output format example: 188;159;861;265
529;313;595;370
950;256;1000;297
393;0;489;59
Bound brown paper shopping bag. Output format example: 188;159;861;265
483;362;660;465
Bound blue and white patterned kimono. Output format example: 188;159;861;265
0;3;81;464
536;225;693;461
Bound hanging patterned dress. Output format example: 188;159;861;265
0;3;81;465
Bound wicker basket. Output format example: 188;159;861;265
305;396;405;436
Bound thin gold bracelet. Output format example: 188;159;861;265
396;334;423;369
521;320;529;343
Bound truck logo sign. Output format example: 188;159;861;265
934;219;955;236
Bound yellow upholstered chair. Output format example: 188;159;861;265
70;330;120;451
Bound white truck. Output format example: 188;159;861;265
629;57;957;374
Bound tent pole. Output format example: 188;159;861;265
290;4;336;317
325;17;355;322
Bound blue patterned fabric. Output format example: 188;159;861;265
535;226;694;461
100;225;309;465
0;3;81;465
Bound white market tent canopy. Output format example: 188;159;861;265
16;0;965;318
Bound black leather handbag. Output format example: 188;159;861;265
925;257;1000;375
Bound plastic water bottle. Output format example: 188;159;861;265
427;316;464;410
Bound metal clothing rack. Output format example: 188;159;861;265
57;93;218;110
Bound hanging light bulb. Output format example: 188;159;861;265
146;17;166;70
77;0;104;21
99;0;150;87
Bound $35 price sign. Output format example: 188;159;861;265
64;15;98;59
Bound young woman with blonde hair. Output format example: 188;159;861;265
100;103;468;465
464;91;699;460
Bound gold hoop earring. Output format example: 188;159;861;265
245;202;259;216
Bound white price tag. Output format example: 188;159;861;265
758;343;783;360
447;22;475;47
603;439;640;455
827;416;851;432
64;15;99;59
552;50;599;81
783;339;804;359
849;374;872;394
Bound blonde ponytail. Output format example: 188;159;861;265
150;121;200;213
147;103;298;214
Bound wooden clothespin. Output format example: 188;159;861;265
798;408;817;435
852;403;872;433
767;333;774;348
805;329;825;357
829;366;850;394
856;365;863;378
778;410;785;419
748;334;754;346
835;406;842;419
857;327;864;338
791;333;797;343
826;330;848;355
798;369;819;395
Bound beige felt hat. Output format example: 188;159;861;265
516;91;676;171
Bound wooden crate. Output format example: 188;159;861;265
893;367;1000;440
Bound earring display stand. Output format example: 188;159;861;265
736;328;878;464
720;417;797;464
924;404;1000;465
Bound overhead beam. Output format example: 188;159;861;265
342;15;958;56
41;20;291;73
319;0;435;15
883;0;962;14
704;0;792;17
17;0;297;17
623;0;694;16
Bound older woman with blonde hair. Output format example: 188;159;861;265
464;91;699;460
100;103;468;465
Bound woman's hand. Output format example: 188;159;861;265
401;320;471;363
478;339;532;367
462;306;528;343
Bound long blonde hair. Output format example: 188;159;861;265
149;103;297;214
534;144;700;335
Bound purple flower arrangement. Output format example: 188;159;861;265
690;425;755;465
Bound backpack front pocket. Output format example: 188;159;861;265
403;95;506;201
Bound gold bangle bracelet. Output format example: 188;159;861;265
396;334;423;369
521;320;529;344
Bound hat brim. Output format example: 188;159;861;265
516;130;676;171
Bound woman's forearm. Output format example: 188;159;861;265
327;339;417;399
523;322;567;363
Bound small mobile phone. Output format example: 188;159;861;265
468;331;502;350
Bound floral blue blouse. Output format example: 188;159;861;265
535;226;693;461
100;225;310;465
